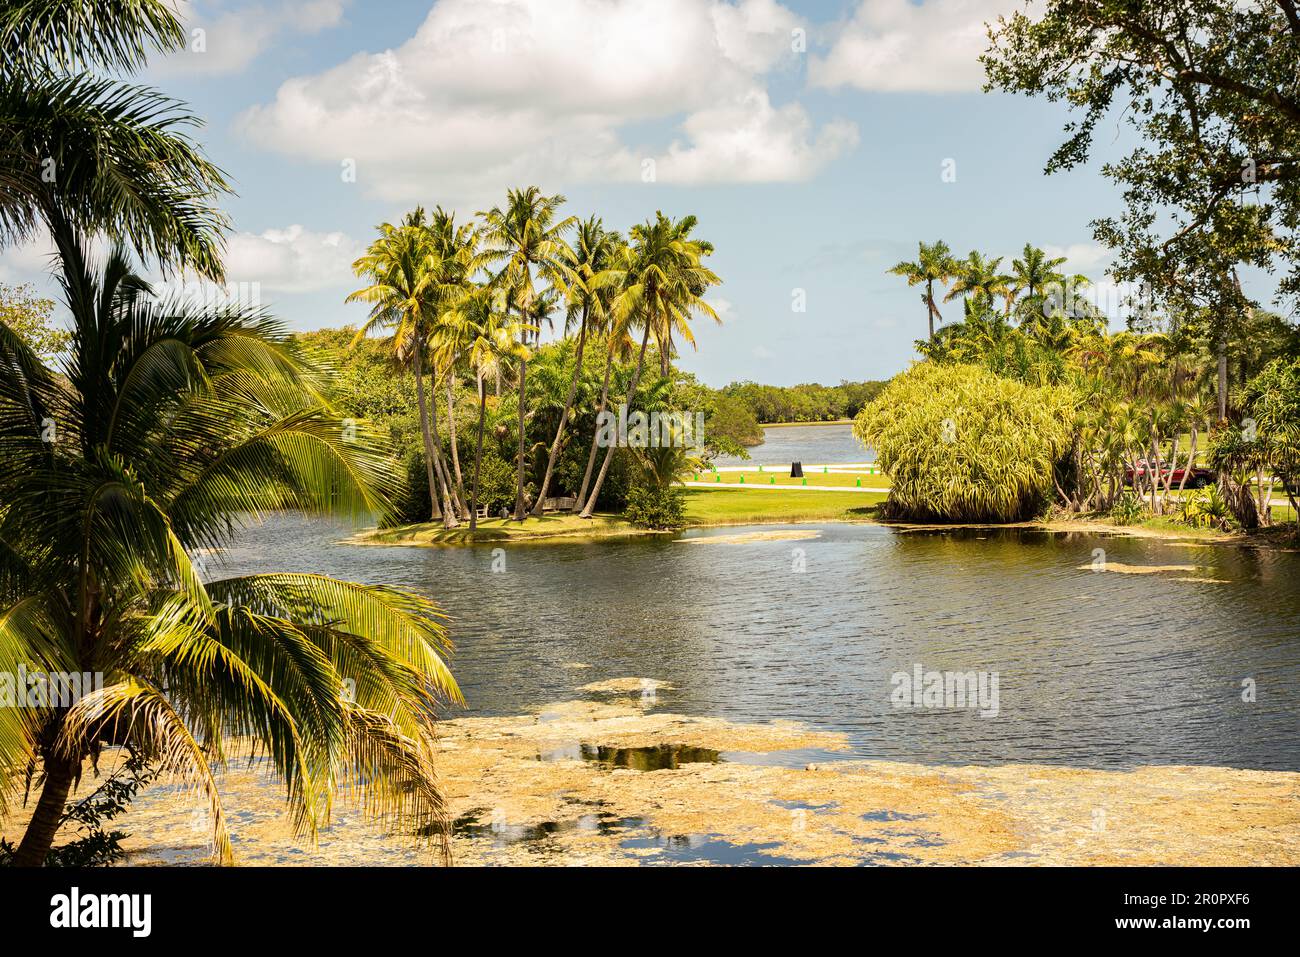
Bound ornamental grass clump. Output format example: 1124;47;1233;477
854;363;1074;522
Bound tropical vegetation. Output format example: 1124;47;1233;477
0;0;460;868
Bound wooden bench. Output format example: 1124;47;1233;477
541;496;576;512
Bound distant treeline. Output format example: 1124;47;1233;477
719;380;888;425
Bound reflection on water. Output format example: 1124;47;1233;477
713;422;871;467
208;513;1300;771
540;743;722;770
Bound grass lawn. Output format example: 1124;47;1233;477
682;487;885;524
689;468;886;488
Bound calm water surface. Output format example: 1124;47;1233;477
714;422;872;467
211;513;1300;772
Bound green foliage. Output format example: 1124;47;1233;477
1237;356;1300;502
984;1;1300;314
1109;492;1146;527
1180;485;1234;531
856;363;1075;522
720;379;885;424
0;283;68;358
624;484;685;530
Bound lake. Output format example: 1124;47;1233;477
713;421;872;467
210;513;1300;772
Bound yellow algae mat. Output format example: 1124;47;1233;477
22;690;1296;867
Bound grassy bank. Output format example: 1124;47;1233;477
352;484;1294;549
354;487;887;546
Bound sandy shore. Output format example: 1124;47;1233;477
15;691;1292;867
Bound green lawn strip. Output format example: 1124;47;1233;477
682;487;885;524
689;468;887;488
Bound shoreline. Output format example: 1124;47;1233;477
347;503;1296;551
34;696;1296;867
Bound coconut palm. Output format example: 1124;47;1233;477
0;228;461;866
530;217;621;516
888;240;956;342
477;187;575;521
0;0;228;279
346;219;458;525
426;207;489;519
945;251;1012;309
580;212;720;519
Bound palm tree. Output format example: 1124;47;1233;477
579;212;720;519
446;290;532;532
0;0;228;279
888;240;956;342
945;251;1012;309
1008;243;1068;313
530;217;621;516
346;219;457;525
477;187;575;521
0;229;461;866
426;207;489;519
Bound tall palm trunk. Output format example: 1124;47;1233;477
12;739;77;866
580;322;652;519
925;279;935;341
470;373;488;533
413;343;442;521
532;305;589;516
427;382;459;528
573;344;614;512
513;309;529;522
447;374;468;513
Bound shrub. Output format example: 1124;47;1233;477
854;362;1075;522
1179;485;1234;530
1109;492;1146;526
624;484;686;530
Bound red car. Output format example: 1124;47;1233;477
1123;461;1214;488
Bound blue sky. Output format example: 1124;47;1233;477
3;0;1143;386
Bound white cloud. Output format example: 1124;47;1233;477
0;224;359;303
224;224;361;293
752;344;774;359
1043;242;1111;276
808;0;1013;94
238;0;857;200
154;0;348;77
